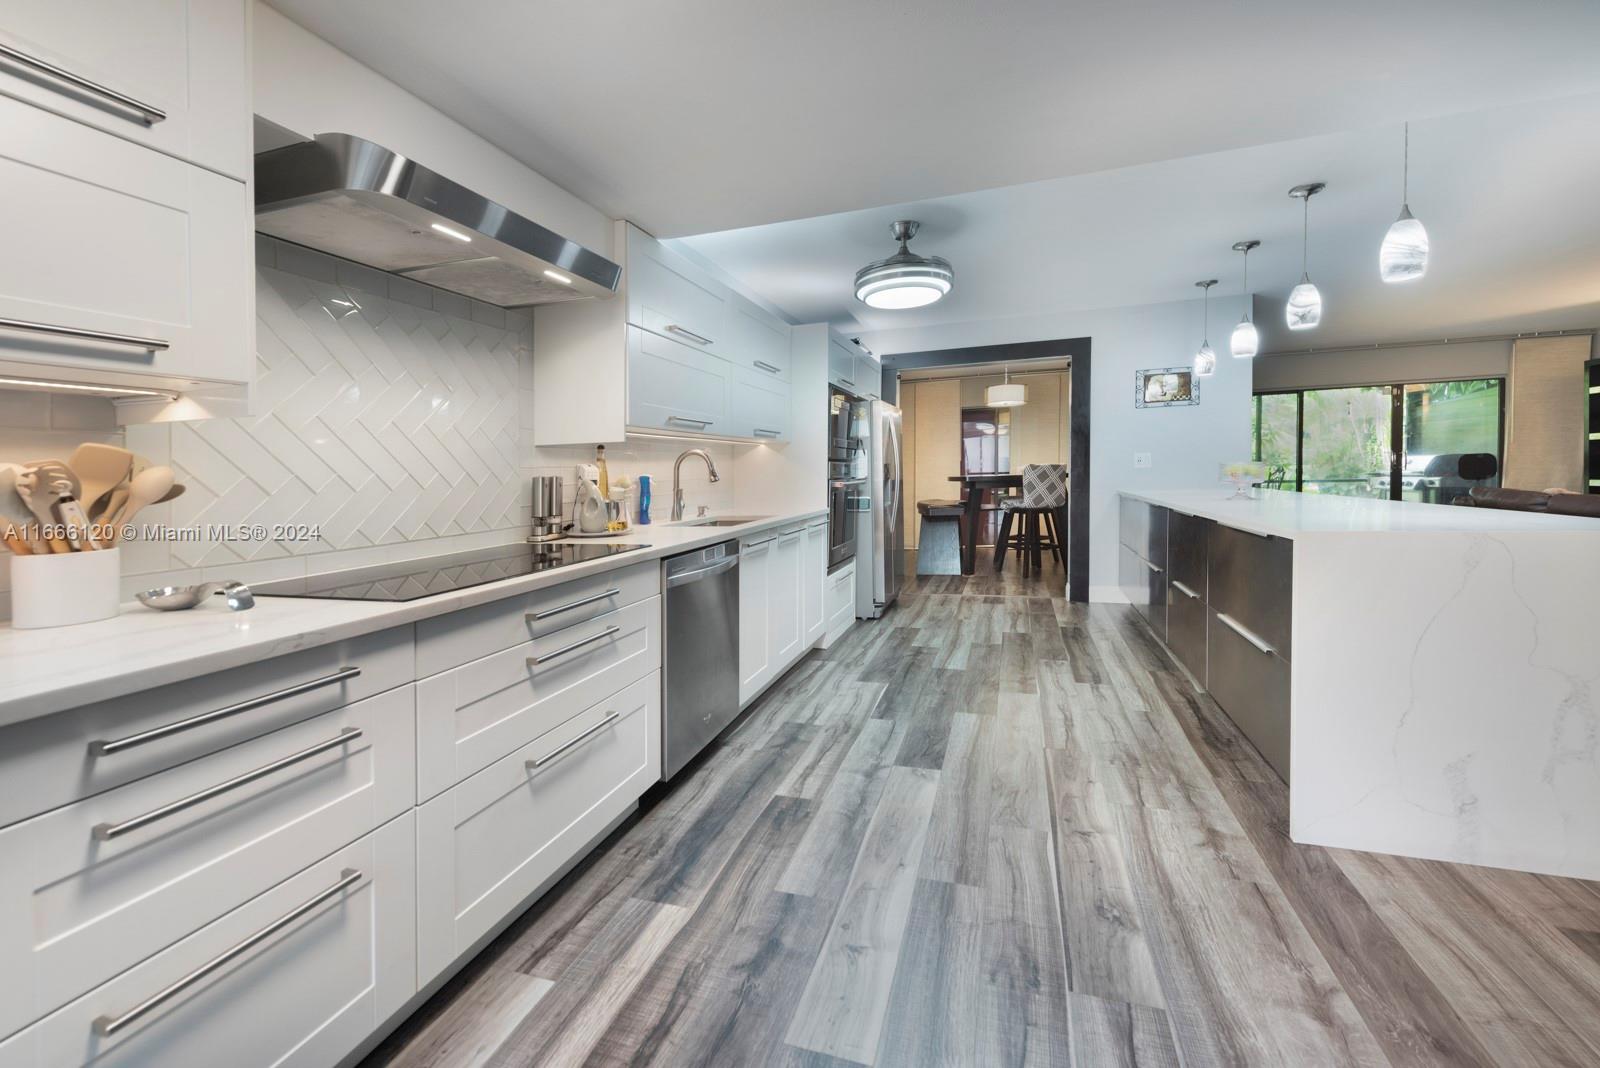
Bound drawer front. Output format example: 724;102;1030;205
1118;542;1147;608
1167;511;1209;597
0;686;415;1036
0;626;413;829
415;560;658;678
0;95;251;388
728;364;791;442
1167;579;1207;684
725;293;790;380
416;596;661;801
0;1;249;179
1146;504;1169;572
417;671;660;983
1207;609;1291;781
627;323;732;435
627;229;728;355
0;819;415;1068
1118;495;1148;554
1207;523;1293;661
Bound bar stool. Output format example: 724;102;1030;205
993;464;1067;575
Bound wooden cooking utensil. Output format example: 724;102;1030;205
14;470;71;553
69;444;134;523
110;465;175;530
0;465;36;555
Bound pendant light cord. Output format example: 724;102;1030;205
1241;248;1250;322
1301;196;1309;274
1202;283;1209;339
1402;121;1410;204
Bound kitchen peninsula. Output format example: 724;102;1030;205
1120;488;1600;881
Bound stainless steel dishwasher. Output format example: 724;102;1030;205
661;540;740;779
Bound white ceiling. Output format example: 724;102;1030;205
267;0;1600;240
681;92;1600;351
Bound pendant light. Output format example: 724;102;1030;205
986;365;1027;407
1285;182;1325;331
1379;122;1429;283
854;220;955;309
1193;279;1218;377
1229;239;1260;359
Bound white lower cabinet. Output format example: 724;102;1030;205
824;560;857;646
416;671;661;984
0;815;416;1068
770;527;803;669
738;534;774;704
740;523;823;706
802;521;828;644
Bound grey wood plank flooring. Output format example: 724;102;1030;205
362;559;1600;1068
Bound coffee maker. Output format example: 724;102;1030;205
528;475;563;542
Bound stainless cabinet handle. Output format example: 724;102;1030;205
91;667;362;756
93;728;362;841
1145;561;1163;574
1215;613;1275;655
665;415;712;428
665;324;713;345
528;625;620;666
753;360;782;374
0;316;169;353
839;377;855;386
743;535;777;548
93;868;362;1037
753;428;782;438
528;587;620;621
0;43;167;124
525;711;621;769
1171;580;1200;600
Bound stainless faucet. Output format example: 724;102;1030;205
671;448;720;521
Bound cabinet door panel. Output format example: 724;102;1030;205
725;293;790;379
802;521;827;644
627;325;730;434
728;364;790;442
1208;523;1293;661
827;339;858;391
769;528;803;672
626;228;728;354
738;536;773;703
1167;511;1209;597
1207;609;1291;781
1167;579;1207;684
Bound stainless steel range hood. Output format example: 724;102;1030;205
254;132;620;308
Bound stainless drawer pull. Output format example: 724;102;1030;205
0;43;167;124
528;626;620;666
93;868;362;1037
92;667;362;756
665;324;713;345
525;711;621;769
839;377;855;386
529;587;620;621
1171;580;1200;600
744;535;777;548
1145;561;1163;574
665;415;712;428
1216;613;1276;655
0;316;169;353
92;728;362;841
753;359;782;374
753;427;782;438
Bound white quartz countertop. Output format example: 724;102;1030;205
0;509;826;727
1119;488;1600;538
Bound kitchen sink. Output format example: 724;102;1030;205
674;515;771;527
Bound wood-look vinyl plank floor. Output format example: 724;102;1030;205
363;559;1600;1068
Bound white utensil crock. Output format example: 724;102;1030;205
10;547;120;629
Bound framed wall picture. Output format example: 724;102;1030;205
1135;367;1198;407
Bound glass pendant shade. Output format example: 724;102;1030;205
1230;317;1259;359
1193;342;1217;377
1379;205;1429;283
1286;275;1322;330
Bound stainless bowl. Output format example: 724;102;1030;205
137;581;255;612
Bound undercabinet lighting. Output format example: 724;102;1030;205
543;269;572;285
0;375;176;399
430;222;473;242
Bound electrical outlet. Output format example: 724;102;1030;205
1133;452;1152;469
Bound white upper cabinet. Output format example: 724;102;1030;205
828;337;860;393
723;292;790;380
626;224;729;356
0;0;250;180
627;324;731;435
0;93;252;391
727;365;790;442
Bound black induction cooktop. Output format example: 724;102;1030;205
253;542;649;602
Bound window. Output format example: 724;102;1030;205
1252;378;1504;502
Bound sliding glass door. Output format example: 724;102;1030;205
1252;378;1504;503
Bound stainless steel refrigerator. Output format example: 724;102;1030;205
855;399;904;618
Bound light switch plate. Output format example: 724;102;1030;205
1133;452;1152;469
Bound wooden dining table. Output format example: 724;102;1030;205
947;473;1023;574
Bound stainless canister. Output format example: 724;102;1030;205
529;475;564;542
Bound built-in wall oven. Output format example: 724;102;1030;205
828;388;865;570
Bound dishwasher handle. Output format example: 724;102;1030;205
665;556;738;588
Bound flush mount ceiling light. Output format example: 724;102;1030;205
854;220;954;309
986;365;1027;407
1285;182;1325;331
1229;239;1260;359
1193;279;1218;377
1380;122;1429;284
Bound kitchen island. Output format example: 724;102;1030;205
1119;488;1600;880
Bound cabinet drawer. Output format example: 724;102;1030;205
1167;511;1209;598
1118;495;1146;554
0;94;251;389
417;671;660;983
729;364;790;442
1118;542;1146;608
0;686;415;1037
0;819;415;1068
1167;579;1207;684
626;227;728;355
415;560;658;678
1207;609;1291;781
0;625;413;829
627;324;732;435
1146;504;1169;572
1207;523;1293;661
0;0;249;179
416;595;661;801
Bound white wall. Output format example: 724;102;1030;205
252;2;611;257
1254;338;1512;392
858;297;1253;601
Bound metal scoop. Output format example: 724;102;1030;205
136;581;255;612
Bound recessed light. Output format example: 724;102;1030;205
0;375;176;399
543;269;572;285
430;222;472;243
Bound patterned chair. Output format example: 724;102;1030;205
993;463;1067;575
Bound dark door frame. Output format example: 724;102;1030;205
874;336;1092;602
